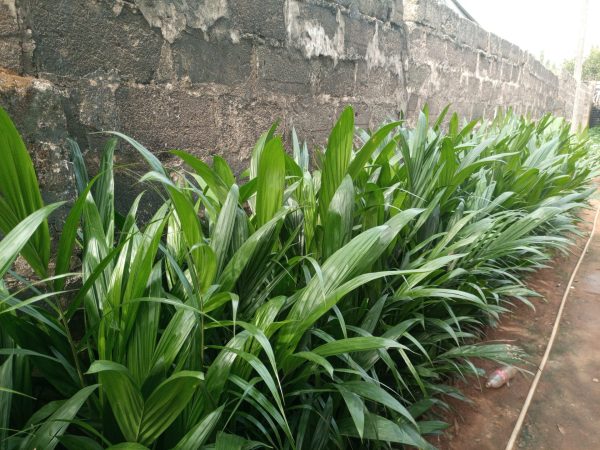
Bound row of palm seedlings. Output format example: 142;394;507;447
588;126;600;163
0;104;595;449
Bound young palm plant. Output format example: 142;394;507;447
0;104;595;449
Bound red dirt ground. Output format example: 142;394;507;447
515;199;600;450
431;199;599;450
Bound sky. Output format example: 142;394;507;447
448;0;600;68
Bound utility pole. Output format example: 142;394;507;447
571;0;590;131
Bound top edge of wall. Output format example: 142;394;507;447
402;0;574;82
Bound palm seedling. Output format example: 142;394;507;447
0;104;595;449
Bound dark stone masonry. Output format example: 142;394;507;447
0;0;594;215
591;82;600;128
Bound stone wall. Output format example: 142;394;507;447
589;82;600;128
0;0;593;214
403;0;590;122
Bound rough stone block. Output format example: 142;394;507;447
229;0;287;41
73;73;120;135
405;24;427;63
477;53;491;78
487;58;502;80
406;63;432;91
0;37;21;72
377;23;406;58
318;58;358;97
500;62;512;83
132;0;228;43
299;1;341;33
455;18;477;50
355;62;405;100
523;52;535;69
346;99;370;128
287;1;345;61
444;42;462;67
425;32;447;62
499;38;512;60
421;0;444;28
404;0;459;38
25;0;162;82
172;32;253;85
330;0;396;22
404;0;441;26
470;102;484;119
461;46;478;73
488;33;502;56
511;65;522;84
115;83;219;157
366;100;402;127
438;11;459;38
509;44;524;64
389;1;404;25
351;21;406;77
344;11;376;60
216;94;287;172
455;18;473;47
288;98;339;147
257;46;315;95
0;2;18;35
466;75;480;97
402;0;425;23
482;80;497;103
427;67;455;102
473;27;489;53
405;21;425;43
406;92;420;115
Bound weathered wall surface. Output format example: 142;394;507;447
589;82;600;128
0;0;593;213
402;0;591;122
1;0;409;211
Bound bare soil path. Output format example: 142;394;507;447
515;200;600;450
433;198;600;450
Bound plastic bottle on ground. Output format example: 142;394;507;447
486;365;518;388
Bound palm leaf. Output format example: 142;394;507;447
0;107;50;276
